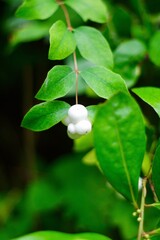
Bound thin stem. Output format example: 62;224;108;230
137;178;147;240
148;178;159;203
56;0;72;30
73;51;79;104
147;227;160;236
56;0;79;104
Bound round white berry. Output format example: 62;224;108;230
62;116;70;126
75;119;92;135
67;131;81;139
68;104;88;124
67;123;76;134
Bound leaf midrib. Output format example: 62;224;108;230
114;119;137;207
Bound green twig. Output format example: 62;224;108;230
137;178;147;240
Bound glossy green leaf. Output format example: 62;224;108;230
132;87;160;117
35;65;75;101
65;0;108;23
21;100;70;131
13;231;111;240
149;31;160;66
152;144;160;200
49;20;76;60
114;39;147;64
16;0;58;20
80;66;128;99
74;26;113;69
94;92;146;204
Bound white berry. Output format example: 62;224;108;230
67;131;81;139
75;120;92;135
67;123;76;134
62;116;70;126
68;104;88;124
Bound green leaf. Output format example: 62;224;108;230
74;26;113;69
93;92;146;204
65;0;108;23
49;20;76;60
10;21;49;47
21;100;70;131
80;66;128;99
114;39;147;64
152;144;160;201
114;39;146;88
35;65;75;101
16;0;58;20
149;31;160;66
13;231;111;240
114;62;140;88
132;87;160;117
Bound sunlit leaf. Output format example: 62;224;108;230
80;66;128;99
74;26;113;69
21;100;70;131
149;31;160;66
65;0;108;23
16;0;58;20
13;230;111;239
152;143;160;201
35;65;75;101
94;92;146;204
132;87;160;117
49;20;76;60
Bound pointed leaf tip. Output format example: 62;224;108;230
35;65;75;101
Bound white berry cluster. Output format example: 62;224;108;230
63;104;92;139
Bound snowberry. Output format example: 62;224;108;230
75;120;92;135
68;104;88;124
62;104;92;139
67;123;76;134
67;131;81;140
62;116;70;126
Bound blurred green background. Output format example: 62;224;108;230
0;0;160;239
